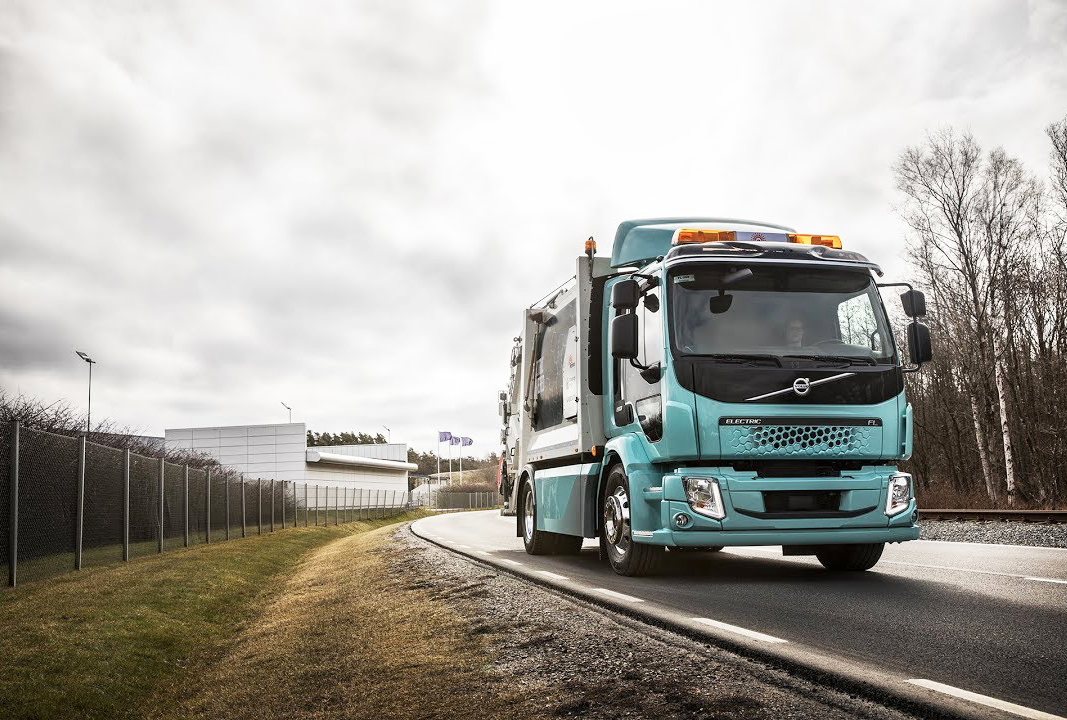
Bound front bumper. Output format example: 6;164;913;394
628;465;919;547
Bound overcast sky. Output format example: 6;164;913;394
1;0;1065;454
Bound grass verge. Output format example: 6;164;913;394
153;523;519;720
0;512;426;720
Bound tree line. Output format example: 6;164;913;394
896;116;1067;508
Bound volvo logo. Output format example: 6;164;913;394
792;377;811;396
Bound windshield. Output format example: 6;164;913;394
669;265;895;365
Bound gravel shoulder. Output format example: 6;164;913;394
394;526;920;720
919;520;1067;548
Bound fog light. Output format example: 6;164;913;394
673;512;692;528
683;477;725;520
886;472;912;516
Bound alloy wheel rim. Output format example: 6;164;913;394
523;486;534;541
603;485;631;558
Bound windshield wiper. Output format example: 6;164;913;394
704;353;782;367
782;354;877;367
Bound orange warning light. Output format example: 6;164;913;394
674;229;738;245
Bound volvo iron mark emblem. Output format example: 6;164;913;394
744;372;857;402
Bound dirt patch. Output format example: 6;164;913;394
157;525;524;720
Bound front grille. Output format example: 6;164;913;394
721;424;876;458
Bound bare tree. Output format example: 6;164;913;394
893;120;1067;508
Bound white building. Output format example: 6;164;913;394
163;422;416;494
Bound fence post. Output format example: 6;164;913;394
258;479;263;535
158;458;164;553
183;465;189;548
316;485;320;526
225;475;230;541
304;483;308;527
205;468;211;544
241;477;246;538
9;421;18;587
123;449;130;562
270;479;275;533
344;487;349;523
281;480;286;530
75;435;86;570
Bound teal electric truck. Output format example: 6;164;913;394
497;218;931;576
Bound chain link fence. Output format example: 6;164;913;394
1;423;412;587
413;490;501;510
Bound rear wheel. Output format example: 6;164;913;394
601;465;662;576
816;543;884;571
520;479;583;555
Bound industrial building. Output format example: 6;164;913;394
163;422;416;494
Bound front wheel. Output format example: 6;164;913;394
816;543;884;571
601;465;661;576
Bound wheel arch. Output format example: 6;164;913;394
514;465;536;538
594;450;624;536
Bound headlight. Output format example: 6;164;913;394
885;472;912;516
683;477;725;520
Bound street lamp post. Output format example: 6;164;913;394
75;351;96;436
281;402;291;423
382;425;391;443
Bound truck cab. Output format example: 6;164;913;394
504;218;931;576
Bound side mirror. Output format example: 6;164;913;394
611;313;639;359
901;290;927;317
611;279;639;310
907;322;933;365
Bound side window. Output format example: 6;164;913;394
533;300;577;431
619;286;663;441
837;294;879;351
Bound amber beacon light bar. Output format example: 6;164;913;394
673;228;843;249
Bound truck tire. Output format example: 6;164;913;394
816;543;884;571
601;465;662;576
519;478;580;555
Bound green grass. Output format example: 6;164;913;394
0;511;427;720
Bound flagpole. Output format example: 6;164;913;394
436;434;440;503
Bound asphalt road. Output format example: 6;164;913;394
412;511;1067;720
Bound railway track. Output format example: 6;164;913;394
919;508;1067;523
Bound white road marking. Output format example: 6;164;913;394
907;679;1066;720
594;588;645;603
883;560;1065;585
457;544;471;549
913;539;1067;553
497;559;523;566
692;617;788;644
535;570;569;580
475;550;491;556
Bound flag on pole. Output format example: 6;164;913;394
437;431;452;496
460;437;473;446
449;436;461;445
